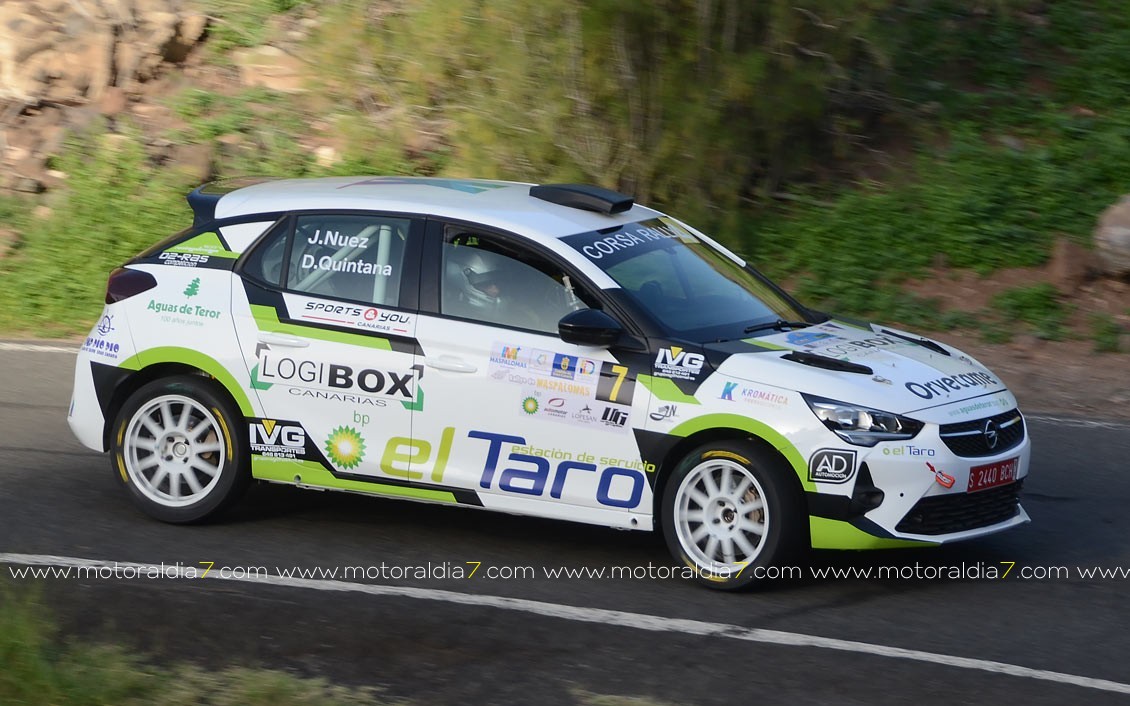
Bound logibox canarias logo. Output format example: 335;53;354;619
325;426;366;469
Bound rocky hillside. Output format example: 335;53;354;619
0;0;208;193
0;0;1126;354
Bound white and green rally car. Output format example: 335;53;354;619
68;177;1029;589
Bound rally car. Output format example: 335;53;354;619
68;177;1030;589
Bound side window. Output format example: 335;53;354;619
286;214;411;306
440;231;596;334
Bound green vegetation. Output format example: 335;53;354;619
1090;313;1123;352
0;0;1128;337
0;124;193;335
0;585;382;706
989;283;1070;341
0;582;676;706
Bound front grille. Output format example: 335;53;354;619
895;480;1023;536
939;409;1025;457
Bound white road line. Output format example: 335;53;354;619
1026;414;1130;430
0;342;77;353
3;553;1129;696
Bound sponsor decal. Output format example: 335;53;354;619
490;343;529;369
785;331;836;347
945;396;1012;418
325;425;366;469
82;313;121;359
805;334;911;359
81;336;120;359
600;406;630;428
285;388;387;406
649;404;678;422
535;377;591;396
146;279;219;326
927;461;956;489
576;221;696;261
297;301;413;334
808;448;857;484
255;353;417;401
248;418;308;459
159;252;210;267
551;354;577;380
905;372;998;400
96;314;114;336
469;430;650;509
529;350;553;371
654;346;705;380
718;381;788;407
522;396;539;415
881;445;936;457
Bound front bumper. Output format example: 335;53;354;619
808;411;1031;548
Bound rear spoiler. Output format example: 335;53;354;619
186;177;280;227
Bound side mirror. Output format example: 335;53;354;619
558;308;623;347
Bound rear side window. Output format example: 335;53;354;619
244;214;412;307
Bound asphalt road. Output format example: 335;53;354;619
2;343;1129;705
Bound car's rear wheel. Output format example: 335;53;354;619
110;375;248;523
661;440;804;590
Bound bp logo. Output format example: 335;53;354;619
325;426;366;469
522;396;539;415
808;448;857;484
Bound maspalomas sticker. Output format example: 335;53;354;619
808;448;857;484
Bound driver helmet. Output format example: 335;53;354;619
446;247;506;311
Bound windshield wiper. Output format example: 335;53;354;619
743;319;811;334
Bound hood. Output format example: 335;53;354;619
707;320;1013;420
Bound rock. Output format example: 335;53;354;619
100;86;127;115
13;177;44;193
0;0;206;105
1047;237;1095;293
314;145;338;169
1094;195;1130;277
231;46;307;92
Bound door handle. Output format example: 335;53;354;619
257;332;310;348
426;356;477;373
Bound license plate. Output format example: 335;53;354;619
967;457;1019;492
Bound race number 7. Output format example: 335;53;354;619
597;362;634;405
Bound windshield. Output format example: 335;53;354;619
562;218;807;341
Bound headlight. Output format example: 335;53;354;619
802;394;923;447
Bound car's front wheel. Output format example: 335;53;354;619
661;440;804;590
110;375;248;523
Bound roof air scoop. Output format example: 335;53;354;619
529;183;634;215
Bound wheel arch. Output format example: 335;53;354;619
651;415;814;530
102;349;254;450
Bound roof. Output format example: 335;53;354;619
209;176;659;240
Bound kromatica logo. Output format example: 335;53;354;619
183;278;200;297
325;426;366;469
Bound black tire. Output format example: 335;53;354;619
660;440;805;590
110;375;249;523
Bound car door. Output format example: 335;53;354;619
232;211;424;483
410;222;653;525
